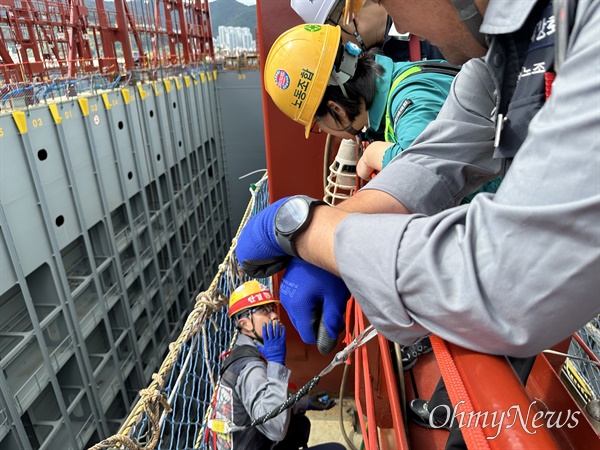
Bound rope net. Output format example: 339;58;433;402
89;173;270;450
87;168;600;450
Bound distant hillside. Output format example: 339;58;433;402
209;0;258;38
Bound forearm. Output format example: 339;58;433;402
357;141;392;179
295;205;345;276
335;188;411;214
295;189;410;275
334;24;600;355
336;193;600;357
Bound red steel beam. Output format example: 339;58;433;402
0;0;215;83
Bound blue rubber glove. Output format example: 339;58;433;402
308;392;336;411
236;197;292;278
257;321;287;365
279;258;350;354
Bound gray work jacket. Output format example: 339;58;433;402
335;0;600;357
233;334;309;445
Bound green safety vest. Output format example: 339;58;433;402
384;62;460;143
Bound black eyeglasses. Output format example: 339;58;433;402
311;116;361;136
310;118;323;134
250;303;277;316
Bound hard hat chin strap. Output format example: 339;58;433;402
328;42;361;99
450;0;488;49
329;71;351;99
237;312;263;343
338;18;366;50
248;315;263;343
352;29;365;49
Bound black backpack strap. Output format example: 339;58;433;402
221;345;262;374
414;62;462;78
385;61;460;142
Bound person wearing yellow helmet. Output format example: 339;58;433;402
264;23;455;179
209;280;342;450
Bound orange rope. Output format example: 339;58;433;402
353;308;369;450
353;305;379;450
361;311;378;450
346;297;407;449
344;296;355;347
377;333;409;449
430;335;491;450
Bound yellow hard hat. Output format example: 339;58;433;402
228;280;279;317
264;24;341;138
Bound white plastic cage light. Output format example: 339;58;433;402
324;138;358;206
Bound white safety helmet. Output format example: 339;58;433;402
291;0;344;25
291;0;368;48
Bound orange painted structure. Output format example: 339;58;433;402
254;0;347;394
254;1;600;449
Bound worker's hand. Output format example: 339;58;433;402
357;141;389;180
356;155;377;181
257;320;287;365
236;197;292;278
280;258;350;354
308;392;336;411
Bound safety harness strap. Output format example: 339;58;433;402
430;335;492;450
221;345;262;373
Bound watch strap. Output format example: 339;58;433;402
277;228;298;259
275;196;326;258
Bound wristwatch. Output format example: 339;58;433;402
275;195;326;258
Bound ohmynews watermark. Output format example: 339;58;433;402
430;400;581;440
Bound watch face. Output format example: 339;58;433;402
276;197;309;234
